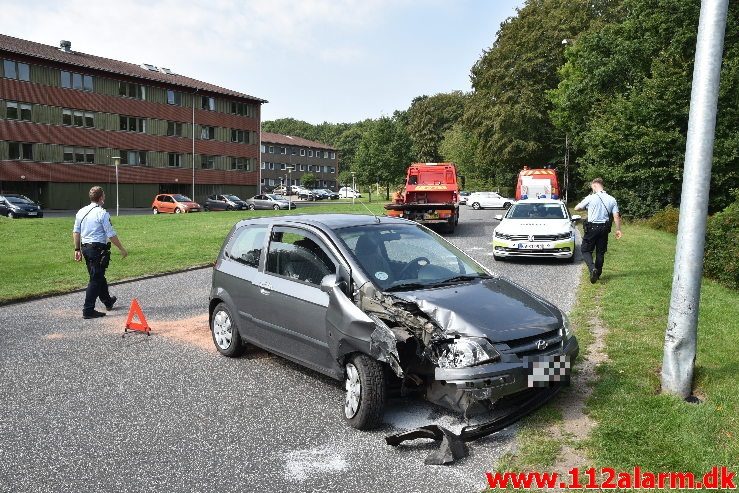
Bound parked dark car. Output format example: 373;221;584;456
0;194;43;218
298;189;318;201
205;194;248;211
209;214;577;430
245;194;296;210
315;189;339;200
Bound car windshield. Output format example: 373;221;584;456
226;195;241;201
267;194;285;200
507;203;566;219
336;223;489;291
6;197;31;204
173;195;192;202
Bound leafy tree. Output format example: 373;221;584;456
550;0;739;216
465;0;619;194
354;115;413;198
301;172;318;189
407;92;467;162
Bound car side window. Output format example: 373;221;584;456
227;225;267;268
266;228;335;285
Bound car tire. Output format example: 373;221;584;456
152;207;159;214
273;204;281;210
175;208;182;214
8;212;16;219
226;205;233;211
503;202;512;209
203;205;209;212
471;202;481;210
493;254;504;261
343;354;386;430
211;303;245;357
248;204;256;210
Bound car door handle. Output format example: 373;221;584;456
260;288;270;295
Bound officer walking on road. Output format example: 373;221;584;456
575;178;622;283
72;186;128;319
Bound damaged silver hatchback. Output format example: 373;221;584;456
209;214;578;430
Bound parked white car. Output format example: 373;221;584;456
467;192;514;210
492;199;581;262
338;187;362;198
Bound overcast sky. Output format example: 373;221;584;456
2;0;522;124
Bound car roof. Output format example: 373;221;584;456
234;213;410;230
514;198;564;204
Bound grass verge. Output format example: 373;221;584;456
0;202;387;303
488;223;738;489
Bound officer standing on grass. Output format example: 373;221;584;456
72;186;128;319
575;178;622;283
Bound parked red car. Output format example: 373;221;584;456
152;194;201;214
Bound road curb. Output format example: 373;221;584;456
0;264;213;308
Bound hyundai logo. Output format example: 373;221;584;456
536;339;548;350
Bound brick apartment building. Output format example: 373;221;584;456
260;132;338;191
0;34;265;209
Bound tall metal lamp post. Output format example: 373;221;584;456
286;165;294;209
561;38;572;204
351;172;356;206
112;155;120;216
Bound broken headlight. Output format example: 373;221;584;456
435;337;500;369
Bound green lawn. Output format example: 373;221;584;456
0;202;387;303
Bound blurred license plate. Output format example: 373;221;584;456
424;213;439;219
28;212;37;216
525;355;571;387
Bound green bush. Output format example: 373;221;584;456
645;205;680;234
704;194;739;290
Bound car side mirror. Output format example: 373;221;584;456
494;214;503;221
320;274;341;293
571;215;582;222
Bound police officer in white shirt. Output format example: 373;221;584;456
575;178;623;283
72;186;128;319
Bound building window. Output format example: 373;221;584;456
280;147;286;155
62;146;94;164
308;150;313;157
201;155;216;169
120;150;147;166
167;121;184;137
167;89;182;106
300;149;306;156
4;60;30;81
61;70;93;91
280;163;286;170
5;101;32;121
261;161;266;170
118;81;146;100
330;152;336;159
268;162;274;170
168;153;183;167
230;101;253;116
291;148;297;155
8;142;33;160
231;157;250;171
201;96;215;111
120;116;146;133
231;129;247;143
260;144;266;153
268;146;274;154
299;164;305;171
330;167;336;173
200;126;215;140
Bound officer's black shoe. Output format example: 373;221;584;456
105;296;117;311
83;310;106;319
590;269;599;284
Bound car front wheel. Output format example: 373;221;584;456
273;204;280;210
343;354;386;430
248;204;255;210
471;202;481;210
503;202;512;209
211;303;245;357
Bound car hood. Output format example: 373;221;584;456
496;219;572;235
390;278;562;341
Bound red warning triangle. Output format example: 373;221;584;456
124;298;151;335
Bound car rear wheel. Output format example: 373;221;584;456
175;208;182;214
211;303;245;357
471;202;481;210
248;204;256;210
503;202;512;209
273;204;280;210
343;354;386;430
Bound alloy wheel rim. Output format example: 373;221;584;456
213;310;232;350
344;363;361;418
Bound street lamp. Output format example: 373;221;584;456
561;38;572;203
286;164;295;210
351;172;356;205
112;155;120;216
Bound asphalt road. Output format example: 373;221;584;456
0;206;582;493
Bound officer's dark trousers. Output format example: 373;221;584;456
82;244;113;314
581;222;610;274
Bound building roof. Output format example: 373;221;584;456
261;131;335;150
0;34;267;103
